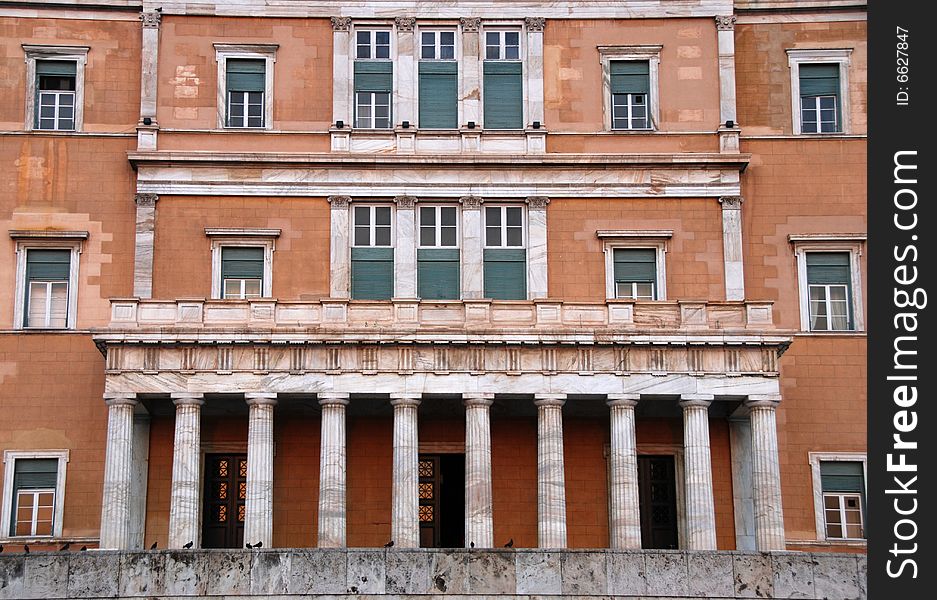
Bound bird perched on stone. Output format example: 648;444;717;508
504;538;514;548
254;541;263;548
245;542;252;549
383;540;394;547
149;541;158;550
183;541;194;549
59;542;70;551
0;544;4;553
470;542;475;548
80;546;87;552
24;544;30;554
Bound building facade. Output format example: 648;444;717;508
0;0;867;594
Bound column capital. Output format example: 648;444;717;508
460;17;481;32
245;392;278;406
463;393;495;408
679;394;714;409
318;392;350;407
133;192;159;208
390;394;422;407
745;394;782;409
104;393;138;407
715;15;737;31
525;17;546;32
171;392;205;407
607;394;639;408
328;195;351;209
394;16;416;32
526;196;550;210
718;195;743;209
460;195;483;209
140;10;161;29
534;394;566;408
394;195;417;210
331;16;352;31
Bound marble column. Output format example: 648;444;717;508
534;394;567;548
460;18;482;127
745;394;786;551
133;193;158;299
607;394;641;549
729;418;756;551
318;393;350;548
129;411;151;550
168;393;204;549
527;196;549;300
244;393;277;548
390;394;421;548
329;195;351;298
464;394;494;548
394;195;418;298
719;196;745;301
99;394;138;550
137;11;160;150
680;394;717;550
394;17;417;127
525;18;546;127
460;195;484;299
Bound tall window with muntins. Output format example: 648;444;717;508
483;31;523;130
613;248;657;300
9;458;58;537
355;30;393;129
418;205;460;300
221;247;264;299
483;205;526;300
24;249;70;328
799;64;841;133
225;59;265;128
820;461;865;540
806;252;852;331
352;205;394;299
419;31;458;129
610;61;650;130
35;60;76;131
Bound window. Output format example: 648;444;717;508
214;44;277;130
11;232;84;330
610;61;650;130
352;205;394;300
1;450;69;540
791;236;864;332
356;30;391;59
599;231;670;300
483;30;523;129
418;206;460;300
221;247;264;299
787;49;851;135
483;205;526;300
419;30;458;129
24;45;88;132
613;249;657;300
206;229;279;299
809;453;866;542
354;30;393;129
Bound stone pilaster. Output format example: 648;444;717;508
328;195;351;298
394;196;418;298
680;394;717;550
607;394;641;549
331;17;352;127
464;394;495;548
745;394;786;551
719;196;745;301
244;393;277;548
133;193;158;299
534;394;567;548
390;394;421;548
395;18;417;128
525;18;546;127
99;394;138;550
129;411;151;550
526;196;549;299
137;10;161;150
715;15;738;126
168;393;204;549
318;393;350;548
460;18;482;127
460;195;484;299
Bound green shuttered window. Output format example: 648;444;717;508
613;248;657;300
418;249;460;300
25;249;71;328
36;60;77;131
221;247;264;299
352;247;394;300
10;458;59;537
226;59;265;128
806;252;852;331
419;61;458;129
355;61;393;129
483;61;523;129
484;249;526;300
610;61;650;130
799;64;841;133
820;461;865;540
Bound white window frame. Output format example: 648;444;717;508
808;452;867;543
419;29;457;61
800;95;838;134
483;204;526;249
786;48;852;135
352;204;395;248
483;29;522;61
598;231;671;301
12;234;84;330
1;450;69;541
355;91;393;129
790;235;865;332
206;228;279;300
214;44;278;131
355;28;392;60
418;205;461;248
23;45;89;132
598;46;662;132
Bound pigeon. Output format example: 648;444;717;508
383;540;394;548
245;543;253;549
24;544;30;554
254;541;262;548
183;541;194;549
504;538;514;548
0;544;4;553
149;541;158;550
470;542;475;548
59;542;70;551
80;546;88;552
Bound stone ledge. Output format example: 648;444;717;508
0;549;865;599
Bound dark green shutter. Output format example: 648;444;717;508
806;253;850;284
610;61;650;94
613;249;656;283
483;62;523;129
484;248;526;300
352;247;394;300
419;61;458;129
354;61;393;92
13;459;58;490
26;249;70;281
36;61;76;77
820;461;864;493
226;59;265;92
799;64;840;97
418;248;460;299
221;247;264;279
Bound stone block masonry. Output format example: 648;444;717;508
0;549;865;599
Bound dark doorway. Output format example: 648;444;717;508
202;453;246;549
638;454;679;549
418;453;464;548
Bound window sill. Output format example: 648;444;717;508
798;330;866;336
0;535;99;545
786;538;867;547
607;128;657;134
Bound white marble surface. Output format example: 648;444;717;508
460;202;484;299
717;26;737;124
394;200;417;298
318;393;349;547
395;27;416;127
527;200;548;299
244;393;277;548
680;395;717;550
745;395;785;551
719;198;745;301
329;198;350;298
534;395;567;548
461;27;480;127
129;412;151;550
526;29;545;126
390;395;421;548
728;418;756;551
332;27;350;125
168;393;204;549
132;199;157;299
99;395;138;549
464;394;494;548
607;395;641;549
139;13;160;123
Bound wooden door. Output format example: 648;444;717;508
202;454;247;549
638;455;679;549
